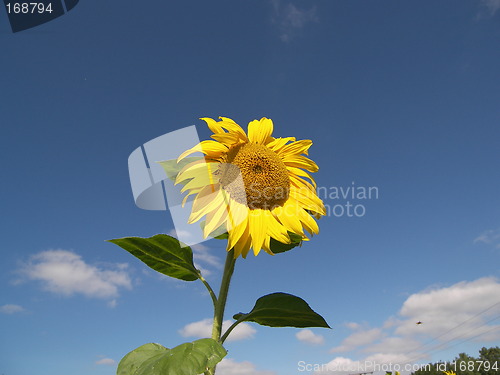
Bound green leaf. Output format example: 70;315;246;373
269;232;304;254
233;292;330;328
158;156;202;183
213;232;228;240
117;339;227;375
117;343;168;375
108;234;199;281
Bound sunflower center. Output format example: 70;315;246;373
218;143;290;210
253;165;263;173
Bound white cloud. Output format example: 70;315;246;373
18;250;132;302
313;354;420;375
313;357;366;375
395;277;500;341
344;322;361;330
95;358;116;365
179;318;213;337
365;352;419;366
324;277;500;369
192;244;223;276
179;318;256;342
296;329;325;345
481;0;500;15
0;304;25;314
193;247;222;268
474;228;500;248
271;0;318;42
330;328;384;352
217;358;276;375
364;336;422;355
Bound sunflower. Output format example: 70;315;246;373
175;117;326;258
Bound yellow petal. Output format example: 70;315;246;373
179;164;217;193
248;209;267;254
278;139;313;157
233;226;251;258
297;208;319;235
261;235;274;256
177;140;227;162
289;189;326;216
211;132;241;146
286;167;317;188
282;155;319;173
248;118;274;144
218;117;248;141
262;210;290;244
180;176;211;193
227;216;249;251
227;199;249;232
191;185;218;213
189;186;222;223
274;202;305;236
176;160;215;184
289;173;316;193
201;117;224;134
267;137;296;153
181;189;198;207
203;199;229;238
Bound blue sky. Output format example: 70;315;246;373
1;1;500;375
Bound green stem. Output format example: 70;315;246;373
206;249;236;375
198;272;217;309
212;249;236;340
220;314;246;344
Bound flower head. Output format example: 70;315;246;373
176;117;325;258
